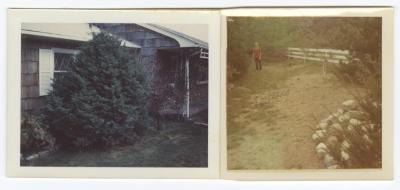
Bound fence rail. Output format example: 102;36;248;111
287;47;350;64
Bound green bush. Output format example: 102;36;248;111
333;54;382;99
329;54;382;168
42;32;150;150
313;101;382;169
21;114;55;156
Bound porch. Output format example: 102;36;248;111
154;47;208;120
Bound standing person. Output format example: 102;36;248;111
252;42;262;70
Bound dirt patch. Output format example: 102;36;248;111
227;61;362;170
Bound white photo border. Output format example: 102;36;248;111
7;9;221;179
220;7;394;180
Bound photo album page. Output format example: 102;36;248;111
6;7;394;180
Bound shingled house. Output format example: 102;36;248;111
95;24;208;119
21;23;208;121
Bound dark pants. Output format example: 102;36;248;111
255;59;262;70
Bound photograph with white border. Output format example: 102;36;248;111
7;9;220;178
220;7;393;180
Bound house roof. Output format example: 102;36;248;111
137;24;208;49
21;23;141;48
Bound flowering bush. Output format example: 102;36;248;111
312;100;381;168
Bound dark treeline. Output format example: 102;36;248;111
227;17;382;75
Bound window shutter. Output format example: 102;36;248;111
39;49;54;96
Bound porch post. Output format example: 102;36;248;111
185;55;190;118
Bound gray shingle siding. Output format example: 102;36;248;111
95;24;180;84
21;36;82;113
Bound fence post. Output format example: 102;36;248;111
323;51;328;76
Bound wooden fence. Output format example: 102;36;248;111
287;47;350;75
287;47;350;64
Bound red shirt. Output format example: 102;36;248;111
252;47;262;60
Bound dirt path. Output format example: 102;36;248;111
227;61;357;170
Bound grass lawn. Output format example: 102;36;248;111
25;121;208;167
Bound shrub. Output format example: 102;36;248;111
333;53;382;102
21;114;55;156
318;52;382;168
42;32;150;150
323;15;383;167
313;100;382;169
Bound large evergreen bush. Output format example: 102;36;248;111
42;32;150;149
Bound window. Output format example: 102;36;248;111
199;48;208;59
39;48;78;96
54;52;75;81
196;62;208;85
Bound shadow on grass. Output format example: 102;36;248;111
23;121;208;167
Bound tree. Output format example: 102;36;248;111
227;17;382;79
42;32;150;149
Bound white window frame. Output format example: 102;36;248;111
52;48;79;76
39;48;79;96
